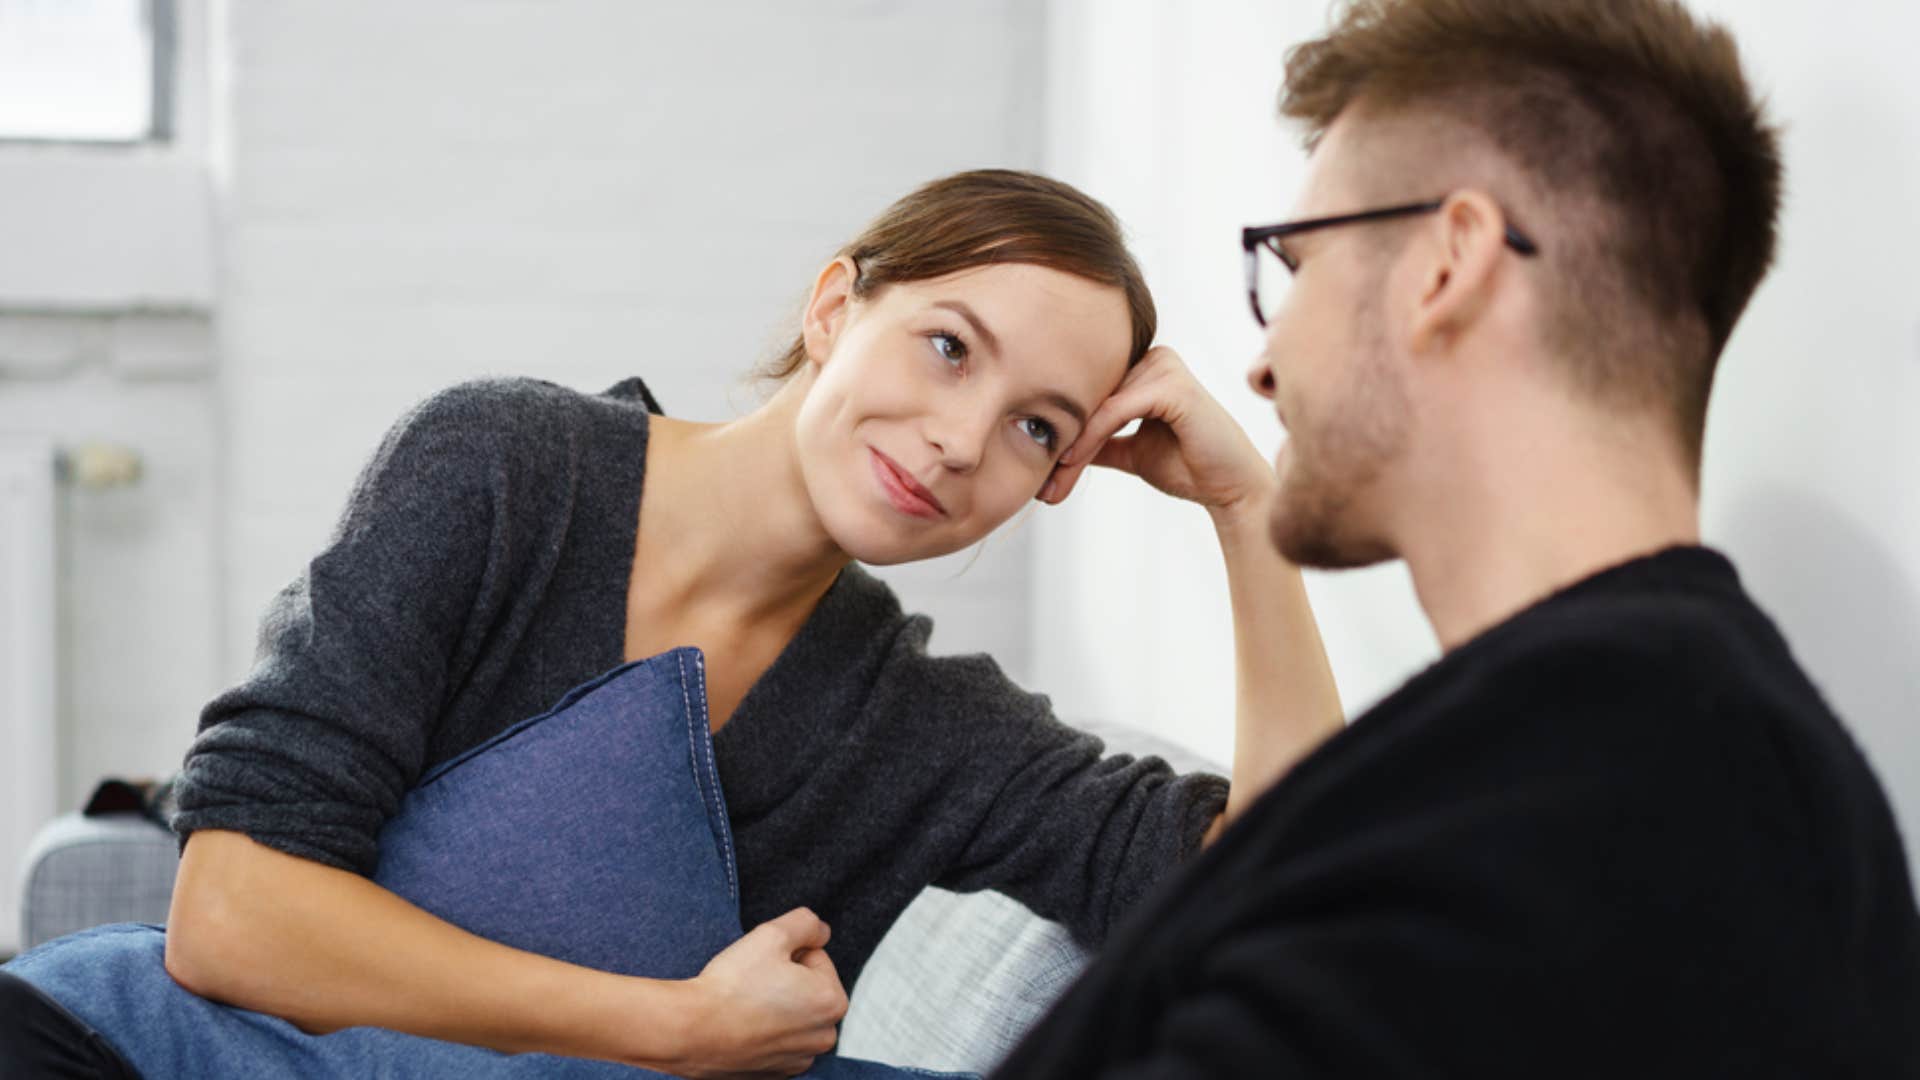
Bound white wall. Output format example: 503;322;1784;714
0;2;1046;842
213;1;1048;695
0;360;220;810
1034;0;1399;766
1034;0;1920;872
0;0;220;816
1689;0;1920;870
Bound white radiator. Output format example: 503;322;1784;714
1;434;58;955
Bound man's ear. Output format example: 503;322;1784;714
1407;190;1506;355
802;256;859;370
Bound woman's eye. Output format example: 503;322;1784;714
1020;417;1058;451
929;332;967;367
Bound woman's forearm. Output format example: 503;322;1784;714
1038;345;1343;843
1207;494;1344;840
165;829;697;1070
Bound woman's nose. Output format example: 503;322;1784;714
927;407;991;474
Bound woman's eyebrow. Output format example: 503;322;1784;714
929;298;1089;425
1039;390;1089;428
931;300;1002;358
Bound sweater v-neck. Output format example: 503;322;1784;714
598;377;892;820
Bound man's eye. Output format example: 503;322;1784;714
1269;237;1301;274
930;332;967;366
1021;417;1058;450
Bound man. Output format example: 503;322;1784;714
996;0;1920;1074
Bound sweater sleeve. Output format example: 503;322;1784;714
171;382;518;875
924;653;1230;948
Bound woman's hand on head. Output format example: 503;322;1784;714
675;907;848;1079
1042;345;1274;522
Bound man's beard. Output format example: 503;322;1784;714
1267;299;1408;570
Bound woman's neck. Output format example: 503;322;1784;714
636;377;850;627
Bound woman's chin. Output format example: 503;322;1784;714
836;535;956;568
828;517;978;568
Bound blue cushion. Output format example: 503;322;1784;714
372;647;744;979
3;649;977;1078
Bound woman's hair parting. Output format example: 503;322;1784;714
757;169;1156;382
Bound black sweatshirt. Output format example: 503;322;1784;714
996;546;1920;1078
171;376;1228;992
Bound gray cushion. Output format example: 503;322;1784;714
838;718;1225;1073
19;812;178;951
839;886;1089;1074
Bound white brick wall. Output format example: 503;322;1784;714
219;2;1048;684
0;0;220;819
0;349;221;811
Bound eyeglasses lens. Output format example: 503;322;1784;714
1249;240;1292;326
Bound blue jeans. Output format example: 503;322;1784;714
3;651;975;1079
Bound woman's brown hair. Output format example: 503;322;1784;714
756;169;1156;382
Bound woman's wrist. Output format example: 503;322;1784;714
1207;481;1278;546
585;972;703;1071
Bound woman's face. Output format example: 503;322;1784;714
794;260;1133;566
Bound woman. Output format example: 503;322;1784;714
1;170;1340;1078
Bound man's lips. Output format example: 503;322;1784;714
870;449;947;518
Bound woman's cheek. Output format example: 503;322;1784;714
987;478;1036;528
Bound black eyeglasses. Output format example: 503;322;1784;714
1241;198;1541;326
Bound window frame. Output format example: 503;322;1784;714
0;0;210;314
0;0;178;147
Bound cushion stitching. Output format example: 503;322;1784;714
680;650;737;905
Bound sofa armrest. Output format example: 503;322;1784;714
839;887;1089;1074
18;812;178;951
840;717;1226;1074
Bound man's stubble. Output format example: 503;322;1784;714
1267;283;1410;571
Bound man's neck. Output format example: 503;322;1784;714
1392;397;1702;652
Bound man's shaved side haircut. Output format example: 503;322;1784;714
1281;0;1783;463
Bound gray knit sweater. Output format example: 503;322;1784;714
172;376;1229;991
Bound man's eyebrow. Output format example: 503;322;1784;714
932;300;1002;358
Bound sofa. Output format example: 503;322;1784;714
14;720;1222;1076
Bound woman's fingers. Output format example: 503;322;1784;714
1088;432;1142;474
1044;357;1174;500
1069;354;1177;465
1046;431;1141;503
795;946;838;981
1042;344;1270;510
764;907;830;955
687;907;849;1077
1043;353;1184;504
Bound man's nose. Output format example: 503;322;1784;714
1247;354;1277;400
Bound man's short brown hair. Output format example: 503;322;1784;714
1282;0;1782;462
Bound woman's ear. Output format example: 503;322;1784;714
802;256;859;369
1407;190;1505;356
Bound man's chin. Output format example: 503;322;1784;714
1266;500;1394;571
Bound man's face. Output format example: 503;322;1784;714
1247;115;1411;569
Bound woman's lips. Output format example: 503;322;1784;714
870;449;947;519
